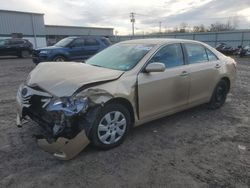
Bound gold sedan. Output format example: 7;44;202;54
16;39;236;159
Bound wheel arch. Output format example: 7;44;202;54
105;97;135;125
52;53;68;61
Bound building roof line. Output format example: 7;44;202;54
0;9;44;15
45;24;113;30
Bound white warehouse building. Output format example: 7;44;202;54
0;10;114;48
0;10;46;48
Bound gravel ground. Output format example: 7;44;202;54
0;57;249;188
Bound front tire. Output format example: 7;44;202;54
208;79;229;109
90;103;131;149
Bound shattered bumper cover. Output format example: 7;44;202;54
16;84;90;160
37;130;89;160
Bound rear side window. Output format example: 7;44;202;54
101;38;112;46
206;49;218;61
149;43;184;68
85;38;99;46
185;43;208;64
72;38;85;47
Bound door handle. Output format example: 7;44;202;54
180;71;189;76
215;64;221;69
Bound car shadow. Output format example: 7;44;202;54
78;104;213;156
127;105;207;137
0;56;31;60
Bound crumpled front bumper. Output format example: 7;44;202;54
16;85;90;160
37;130;89;160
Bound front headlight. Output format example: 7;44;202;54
40;50;50;54
47;96;89;116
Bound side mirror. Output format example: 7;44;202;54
145;62;166;73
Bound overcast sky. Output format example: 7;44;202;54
0;0;250;35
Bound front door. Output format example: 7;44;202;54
68;38;85;61
137;43;190;120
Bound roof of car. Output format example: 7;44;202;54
120;38;203;45
66;36;105;39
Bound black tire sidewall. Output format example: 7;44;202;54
209;80;228;109
90;103;131;149
21;50;30;58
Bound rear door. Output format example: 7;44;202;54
137;43;190;119
83;38;101;59
9;39;25;55
183;43;221;106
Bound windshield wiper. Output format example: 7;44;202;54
91;64;103;68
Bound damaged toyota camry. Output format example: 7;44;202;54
16;39;236;160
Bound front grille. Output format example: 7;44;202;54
25;94;55;133
17;85;52;107
17;85;31;107
32;50;40;57
18;85;82;139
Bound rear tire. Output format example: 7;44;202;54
208;79;229;109
53;56;66;62
90;103;131;150
20;50;30;58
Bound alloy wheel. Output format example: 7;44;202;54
54;57;65;61
97;111;127;145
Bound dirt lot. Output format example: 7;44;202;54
0;57;249;188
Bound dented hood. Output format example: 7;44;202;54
27;62;124;97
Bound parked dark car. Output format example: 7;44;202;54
0;38;33;58
32;36;112;64
215;43;237;55
236;45;250;57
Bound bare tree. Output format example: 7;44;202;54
173;26;179;33
193;24;206;32
180;22;188;32
209;17;239;32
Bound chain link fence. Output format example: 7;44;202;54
110;30;250;48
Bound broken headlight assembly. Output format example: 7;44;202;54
45;95;89;138
36;95;90;160
46;96;89;116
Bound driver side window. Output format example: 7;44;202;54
149;43;184;68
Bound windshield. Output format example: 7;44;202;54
86;43;154;71
54;38;74;47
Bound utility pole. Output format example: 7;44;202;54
159;21;162;34
130;12;135;36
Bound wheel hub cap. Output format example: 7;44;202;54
97;111;127;145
